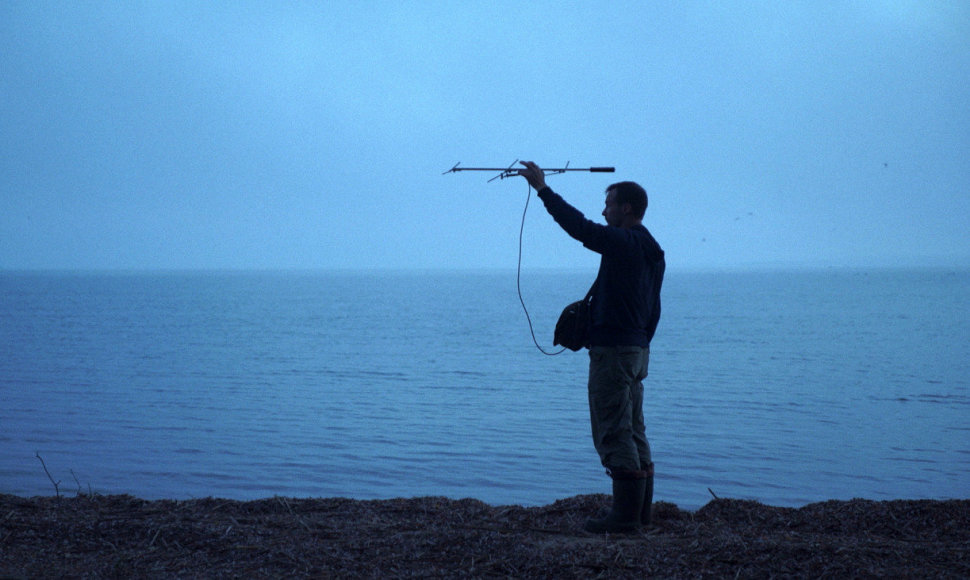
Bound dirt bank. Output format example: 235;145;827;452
2;493;967;578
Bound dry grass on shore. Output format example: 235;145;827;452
1;492;968;578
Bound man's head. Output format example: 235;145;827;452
603;181;648;227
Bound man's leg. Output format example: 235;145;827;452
587;346;644;473
628;348;655;525
629;347;650;462
585;346;649;533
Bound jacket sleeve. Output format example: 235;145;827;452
536;186;633;256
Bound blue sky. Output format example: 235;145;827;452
2;1;968;271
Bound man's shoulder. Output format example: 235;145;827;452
629;224;660;244
631;225;664;259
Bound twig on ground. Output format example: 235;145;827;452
35;452;61;498
70;469;82;497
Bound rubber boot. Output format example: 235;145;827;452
583;475;645;534
641;462;655;527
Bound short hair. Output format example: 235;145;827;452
607;181;648;219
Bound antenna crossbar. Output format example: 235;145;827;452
443;161;614;182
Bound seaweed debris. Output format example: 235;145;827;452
1;493;968;578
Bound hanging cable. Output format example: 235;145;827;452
516;181;566;356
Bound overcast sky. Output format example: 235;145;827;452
2;1;968;271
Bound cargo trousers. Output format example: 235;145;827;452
587;345;652;475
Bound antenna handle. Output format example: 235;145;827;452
589;167;615;173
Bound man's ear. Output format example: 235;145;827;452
621;203;633;215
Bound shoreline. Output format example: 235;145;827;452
2;493;968;578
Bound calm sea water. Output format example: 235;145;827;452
1;268;968;510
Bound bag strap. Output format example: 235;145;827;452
583;279;597;303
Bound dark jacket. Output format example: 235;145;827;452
537;186;665;347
